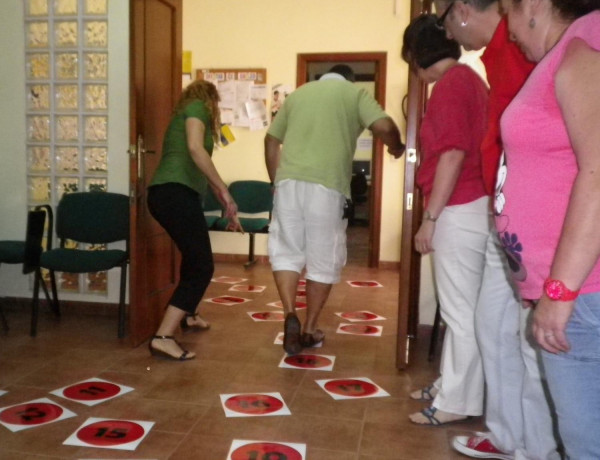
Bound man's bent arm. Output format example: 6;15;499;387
370;117;405;158
264;133;282;183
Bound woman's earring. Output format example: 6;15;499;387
461;21;467;27
529;17;536;28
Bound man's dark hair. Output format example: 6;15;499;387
401;14;461;69
328;64;356;82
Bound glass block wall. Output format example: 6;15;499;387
25;0;110;295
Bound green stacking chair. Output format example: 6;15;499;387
213;180;272;267
0;205;54;333
203;186;223;229
34;192;129;338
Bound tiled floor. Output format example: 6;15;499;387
0;262;483;459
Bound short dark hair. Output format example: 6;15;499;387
511;0;600;19
436;0;499;12
328;64;356;82
401;14;461;69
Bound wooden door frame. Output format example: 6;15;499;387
396;0;431;369
297;52;387;268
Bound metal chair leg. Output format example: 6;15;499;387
0;304;8;334
428;299;442;362
30;270;41;337
244;233;257;268
48;270;60;317
118;263;127;338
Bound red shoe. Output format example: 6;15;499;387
452;434;513;460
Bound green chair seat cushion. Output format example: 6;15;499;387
213;217;269;233
0;241;26;264
41;249;128;273
205;215;220;229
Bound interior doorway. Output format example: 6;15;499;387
296;52;387;268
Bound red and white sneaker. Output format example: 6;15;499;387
452;433;513;460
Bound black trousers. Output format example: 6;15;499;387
147;183;214;315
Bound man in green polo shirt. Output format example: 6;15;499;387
265;64;405;354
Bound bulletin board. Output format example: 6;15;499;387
196;68;267;84
196;68;268;130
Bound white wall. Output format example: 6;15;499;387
183;0;411;263
0;0;439;325
0;0;130;303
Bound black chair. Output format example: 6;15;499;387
428;299;444;361
0;205;54;333
213;180;272;267
349;172;369;226
33;192;129;337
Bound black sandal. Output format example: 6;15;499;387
149;335;194;361
180;313;211;332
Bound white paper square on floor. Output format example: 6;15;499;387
0;397;76;432
229;284;266;293
335;310;386;322
346;280;383;288
220;392;291;418
336;323;383;336
279;353;335;371
63;417;154;450
316;377;390;400
247;311;284;322
212;275;248;284
227;439;306;460
266;300;306;310
50;377;134;406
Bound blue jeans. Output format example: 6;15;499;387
542;292;600;460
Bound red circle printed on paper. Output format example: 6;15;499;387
231;442;303;460
324;379;378;397
0;402;63;426
76;419;145;446
340;324;379;334
341;311;377;321
350;281;379;287
284;354;332;369
224;394;284;415
63;381;121;401
252;312;284;321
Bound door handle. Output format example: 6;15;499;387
128;135;156;180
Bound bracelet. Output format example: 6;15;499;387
423;210;437;222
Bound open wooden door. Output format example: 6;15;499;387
396;0;432;369
128;0;182;346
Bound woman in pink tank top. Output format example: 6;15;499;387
499;1;600;457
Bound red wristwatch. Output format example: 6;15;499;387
543;278;579;301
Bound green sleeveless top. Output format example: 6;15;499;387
150;100;214;195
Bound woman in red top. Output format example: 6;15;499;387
402;14;489;426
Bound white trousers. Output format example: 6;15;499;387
475;231;560;460
431;196;489;416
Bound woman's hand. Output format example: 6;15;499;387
414;221;435;254
532;297;574;354
214;188;244;233
226;214;244;233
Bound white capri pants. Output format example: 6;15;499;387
268;179;347;284
431;195;490;416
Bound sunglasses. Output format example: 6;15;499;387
436;2;455;29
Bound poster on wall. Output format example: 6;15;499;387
270;84;292;119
